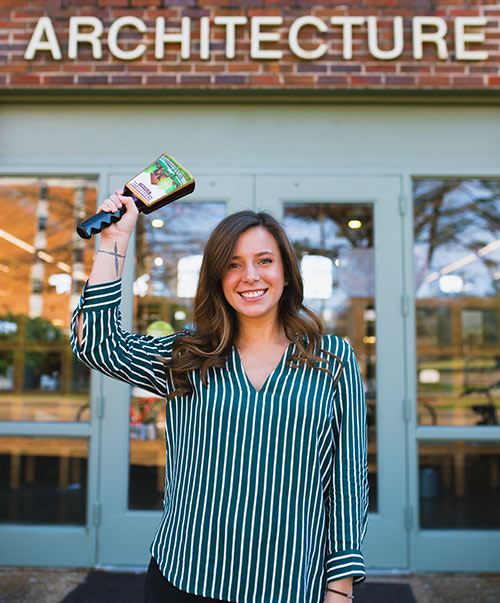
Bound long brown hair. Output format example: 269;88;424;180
164;210;342;400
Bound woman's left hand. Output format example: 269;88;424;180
324;578;353;602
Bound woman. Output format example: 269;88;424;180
71;190;368;603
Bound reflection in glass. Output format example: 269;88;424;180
0;351;14;390
0;436;88;524
283;203;377;512
0;178;95;422
414;180;500;426
129;202;226;510
419;441;500;529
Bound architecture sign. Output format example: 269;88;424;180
24;15;491;62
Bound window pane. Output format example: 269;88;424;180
0;178;96;422
129;202;226;510
0;436;88;525
419;441;500;529
414;179;500;426
283;203;377;512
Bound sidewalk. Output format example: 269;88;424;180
0;567;499;603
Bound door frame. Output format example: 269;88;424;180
255;173;408;570
403;172;500;572
95;172;254;566
0;165;103;568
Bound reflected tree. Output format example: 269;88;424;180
284;204;373;260
413;179;500;295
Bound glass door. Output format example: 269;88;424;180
97;172;253;566
410;178;500;571
256;174;407;569
0;176;99;566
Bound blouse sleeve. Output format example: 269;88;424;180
325;341;369;584
70;278;176;398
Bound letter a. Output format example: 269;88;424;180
25;16;62;60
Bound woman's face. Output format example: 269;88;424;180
221;226;286;326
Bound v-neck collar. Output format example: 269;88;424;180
232;342;294;394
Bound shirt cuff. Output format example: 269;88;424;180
326;550;366;584
80;278;122;311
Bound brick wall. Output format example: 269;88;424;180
2;0;500;90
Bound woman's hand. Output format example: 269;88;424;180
98;188;139;242
324;578;353;602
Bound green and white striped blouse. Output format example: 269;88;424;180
71;278;368;603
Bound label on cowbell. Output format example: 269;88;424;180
125;154;194;207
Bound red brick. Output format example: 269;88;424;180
296;63;328;73
247;9;281;17
161;63;192;72
418;76;452;85
110;75;143;84
63;0;90;6
11;74;41;83
228;62;260;72
179;74;211;83
0;0;28;6
131;0;162;6
433;66;467;75
94;63;127;72
317;75;349;84
365;64;397;72
363;0;398;6
450;9;482;16
12;11;40;20
282;75;315;84
146;9;179;18
179;9;210;17
2;63;28;73
400;65;431;73
351;75;383;84
330;64;362;73
27;63;61;72
195;63;226;72
77;75;109;84
33;0;66;4
452;76;484;85
79;8;111;18
43;75;75;84
113;8;150;18
250;74;281;84
163;0;196;6
62;64;93;72
199;0;230;5
214;74;247;84
384;76;416;84
470;65;499;73
145;75;177;84
488;76;500;85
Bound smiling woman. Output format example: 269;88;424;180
71;206;368;603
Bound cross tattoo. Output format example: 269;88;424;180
98;243;125;276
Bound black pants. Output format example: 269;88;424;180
144;557;227;602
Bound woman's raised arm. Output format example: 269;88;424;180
76;189;139;347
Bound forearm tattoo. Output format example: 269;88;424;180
98;243;126;276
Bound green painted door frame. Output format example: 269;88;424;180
95;172;253;566
257;174;408;569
